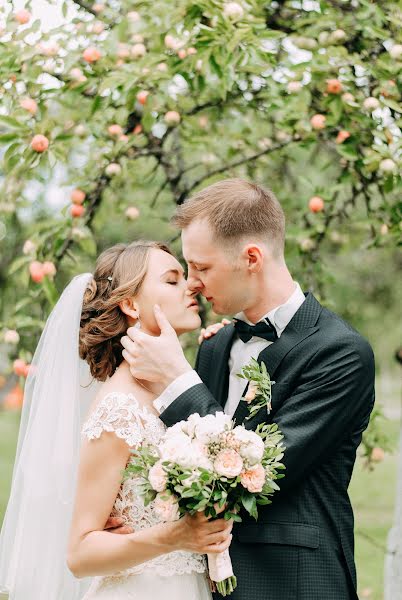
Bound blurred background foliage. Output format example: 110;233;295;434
0;1;401;598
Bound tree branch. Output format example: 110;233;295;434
71;0;98;17
177;139;296;203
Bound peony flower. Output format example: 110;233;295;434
149;461;168;492
160;432;212;470
214;449;243;478
153;492;180;522
244;382;258;403
193;412;232;444
240;464;266;493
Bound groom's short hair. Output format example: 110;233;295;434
172;178;285;257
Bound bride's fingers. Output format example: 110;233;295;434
104;516;124;529
110;525;134;535
206;534;233;554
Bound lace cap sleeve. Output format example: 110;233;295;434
82;392;148;448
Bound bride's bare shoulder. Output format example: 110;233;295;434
87;362;156;417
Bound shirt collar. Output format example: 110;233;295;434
234;282;305;338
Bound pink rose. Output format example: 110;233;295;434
244;382;258;404
240;464;266;493
214;449;243;478
148;461;168;492
153;492;180;522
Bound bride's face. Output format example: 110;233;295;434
133;248;201;336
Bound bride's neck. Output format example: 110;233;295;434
116;360;165;397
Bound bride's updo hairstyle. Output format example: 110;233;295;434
79;240;172;381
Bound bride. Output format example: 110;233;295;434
0;240;232;600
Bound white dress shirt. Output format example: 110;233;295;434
153;283;306;417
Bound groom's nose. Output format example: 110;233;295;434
187;273;203;293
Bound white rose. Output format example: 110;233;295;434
233;427;265;466
148;461;167;492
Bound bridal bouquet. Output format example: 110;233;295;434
124;411;285;596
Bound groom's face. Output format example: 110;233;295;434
182;219;251;315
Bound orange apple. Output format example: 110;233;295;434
71;189;86;204
164;111;181;126
83;47;101;63
42;261;56;277
14;9;31;24
71;204;85;218
31;134;49;152
310;114;326;130
20;97;38;114
108;124;123;137
335;130;350;144
309;196;325;212
137;90;149;105
326;79;343;94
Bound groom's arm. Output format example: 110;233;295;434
157;342;223;426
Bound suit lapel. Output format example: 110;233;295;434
241;293;322;428
257;292;322;379
208;323;237;408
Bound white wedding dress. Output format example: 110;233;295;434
80;391;212;600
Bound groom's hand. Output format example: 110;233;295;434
121;304;192;388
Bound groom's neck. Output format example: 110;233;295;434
242;264;296;323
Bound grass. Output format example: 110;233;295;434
0;410;399;600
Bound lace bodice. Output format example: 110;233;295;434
82;392;206;582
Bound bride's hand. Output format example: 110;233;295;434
171;511;233;555
104;516;134;535
198;319;231;344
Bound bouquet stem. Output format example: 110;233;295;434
207;549;237;596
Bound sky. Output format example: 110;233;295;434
11;0;78;31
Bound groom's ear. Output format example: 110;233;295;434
242;243;264;273
119;298;140;319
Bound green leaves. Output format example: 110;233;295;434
237;358;275;419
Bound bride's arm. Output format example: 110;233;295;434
67;430;232;579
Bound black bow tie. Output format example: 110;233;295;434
233;318;278;343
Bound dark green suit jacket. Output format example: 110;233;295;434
160;293;375;600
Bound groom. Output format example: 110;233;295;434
121;178;375;600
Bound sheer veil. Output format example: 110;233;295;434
0;273;101;600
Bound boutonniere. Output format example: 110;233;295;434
237;358;275;420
